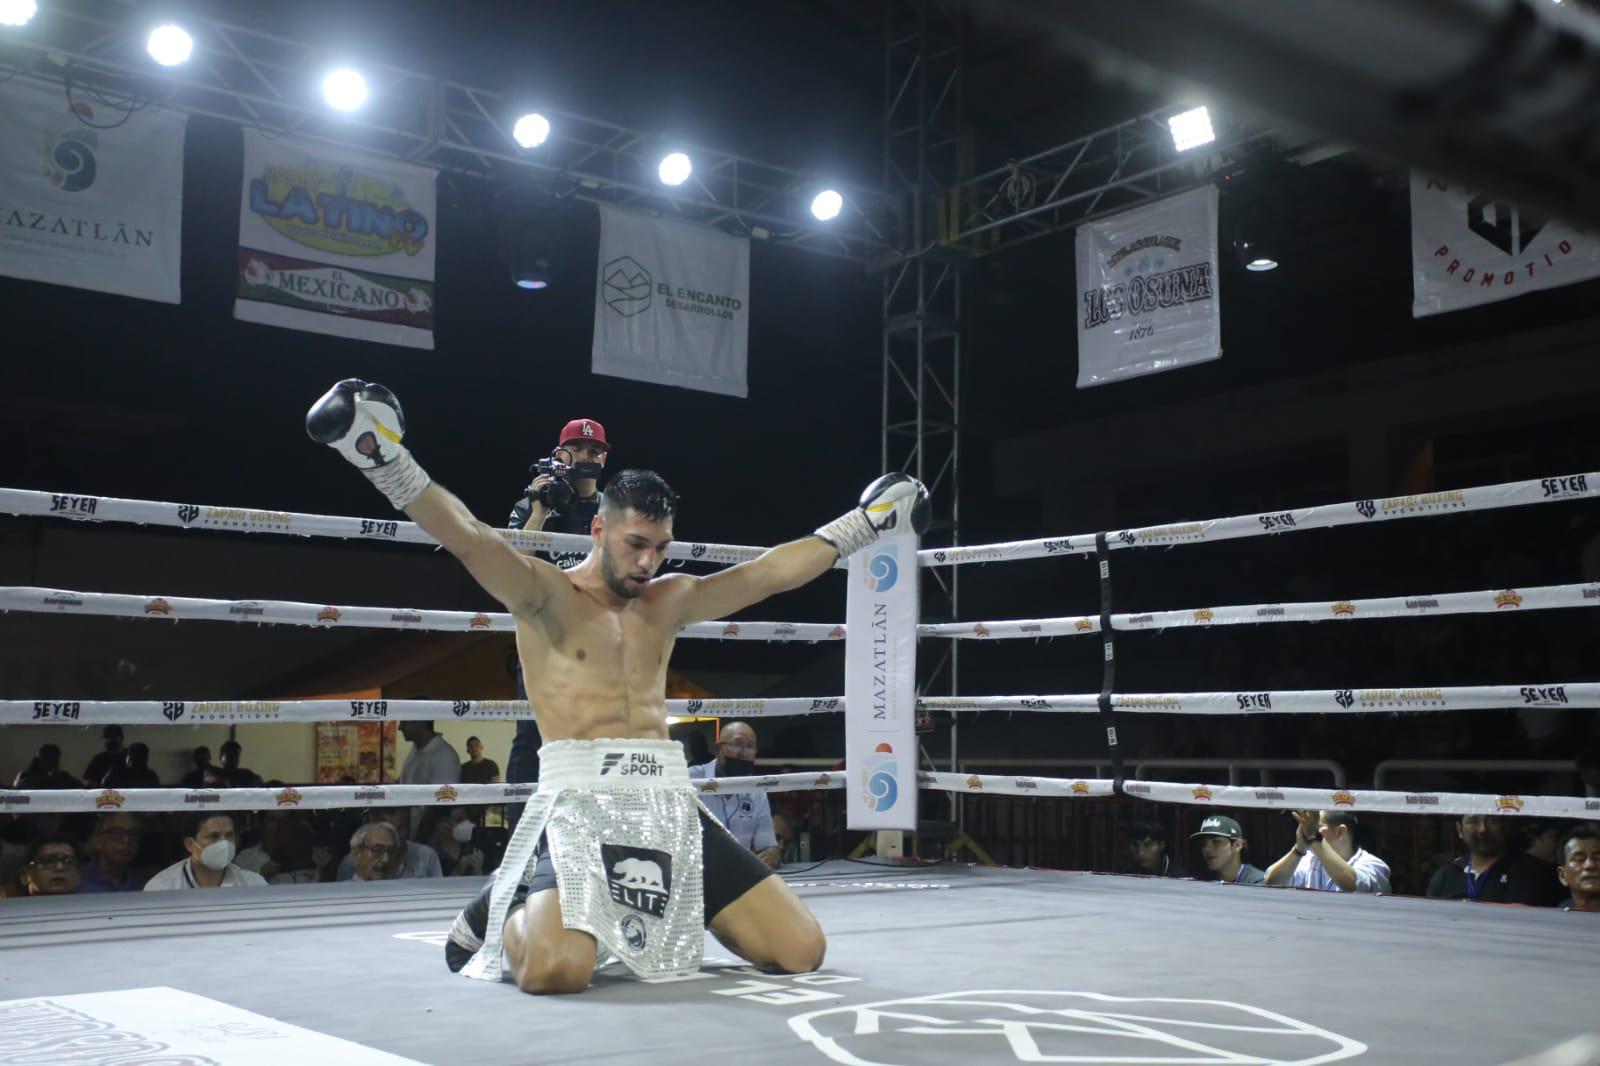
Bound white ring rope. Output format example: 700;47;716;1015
7;684;1592;726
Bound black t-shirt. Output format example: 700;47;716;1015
460;759;500;785
1426;851;1564;906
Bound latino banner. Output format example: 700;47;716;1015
235;130;438;348
1074;185;1221;388
0;78;186;303
591;204;750;397
843;531;919;831
1410;172;1600;318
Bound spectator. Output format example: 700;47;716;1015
1119;819;1186;878
1520;820;1565;867
82;726;125;785
179;747;213;789
688;721;781;869
1427;814;1563;906
102;742;161;788
217;741;262;788
399;722;461;785
1557;824;1600;913
78;812;150;892
771;811;799;864
14;836;81;897
1264;811;1390;893
1191;815;1265;885
349;821;404;882
425;807;485;876
145;813;267;890
235;810;319;883
335;809;442;880
459;736;500;785
12;744;78;789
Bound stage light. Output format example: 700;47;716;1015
1237;242;1278;271
146;24;194;67
810;189;843;221
658;152;692;186
0;0;37;27
1168;106;1215;152
512;112;550;149
322;68;368;112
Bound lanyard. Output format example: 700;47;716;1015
1464;863;1482;900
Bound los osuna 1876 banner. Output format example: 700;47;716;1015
844;531;918;831
0;78;186;303
235;130;437;349
1075;185;1221;388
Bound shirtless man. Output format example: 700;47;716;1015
307;379;927;994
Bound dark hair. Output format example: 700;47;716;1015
1128;820;1166;844
1561;823;1600;864
1322;810;1361;843
185;811;235;840
26;834;79;864
467;736;481;745
601;469;677;522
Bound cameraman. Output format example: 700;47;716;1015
504;418;610;816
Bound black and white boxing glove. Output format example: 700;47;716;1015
814;473;931;557
306;379;432;510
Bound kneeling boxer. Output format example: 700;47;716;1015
307;379;928;994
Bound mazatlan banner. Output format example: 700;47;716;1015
0;78;186;303
591;204;750;397
1075;185;1221;388
844;530;919;830
1410;171;1600;317
235;130;437;348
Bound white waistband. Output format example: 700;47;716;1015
535;738;690;790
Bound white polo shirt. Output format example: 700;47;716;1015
1289;847;1391;893
143;859;268;891
400;735;461;785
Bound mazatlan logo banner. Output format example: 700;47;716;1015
0;78;186;303
1410;172;1600;318
844;532;918;830
1075;185;1221;388
235;130;437;349
591;204;749;398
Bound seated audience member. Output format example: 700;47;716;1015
459;736;501;784
179;747;213;789
217;741;263;788
1426;814;1563;906
144;814;267;890
424;808;485;876
1519;820;1565;870
236;811;320;884
12;744;79;789
82;726;125;786
771;811;799;865
1264;810;1390;893
102;742;161;788
10;836;82;897
348;822;404;882
78;812;151;893
335;809;442;880
1191;815;1266;885
1119;819;1186;878
687;721;782;869
1557;824;1600;913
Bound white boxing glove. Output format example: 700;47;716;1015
306;379;432;510
814;473;931;557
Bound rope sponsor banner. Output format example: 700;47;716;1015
1410;172;1600;318
1133;780;1600;820
0;78;187;303
920;771;1115;799
1076;185;1221;388
236;130;438;348
845;531;919;830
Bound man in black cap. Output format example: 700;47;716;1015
82;726;125;786
1192;815;1265;885
1118;819;1186;878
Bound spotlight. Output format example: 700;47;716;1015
322;68;368;112
0;0;37;27
497;186;579;293
512;113;550;149
1168;106;1215;152
658;152;692;186
1236;240;1278;271
810;189;843;221
146;24;194;67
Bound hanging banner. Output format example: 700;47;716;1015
1075;185;1221;388
591;205;749;397
844;531;919;830
0;78;186;303
1410;172;1600;318
235;130;437;348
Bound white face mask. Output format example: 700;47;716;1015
451;820;476;845
198;839;235;871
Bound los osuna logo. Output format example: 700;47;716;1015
602;845;671;918
862;742;899;812
600;752;664;777
863;544;898;593
601;256;652;317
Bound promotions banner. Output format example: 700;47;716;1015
1075;185;1221;388
844;531;919;830
235;130;437;348
1410;172;1600;318
591;205;749;397
0;78;185;303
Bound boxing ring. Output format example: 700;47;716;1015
2;469;1600;1065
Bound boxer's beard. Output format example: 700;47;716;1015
598;545;642;600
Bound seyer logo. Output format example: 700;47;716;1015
602;844;672;918
600;752;664;778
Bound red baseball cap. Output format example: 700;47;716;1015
558;418;608;451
